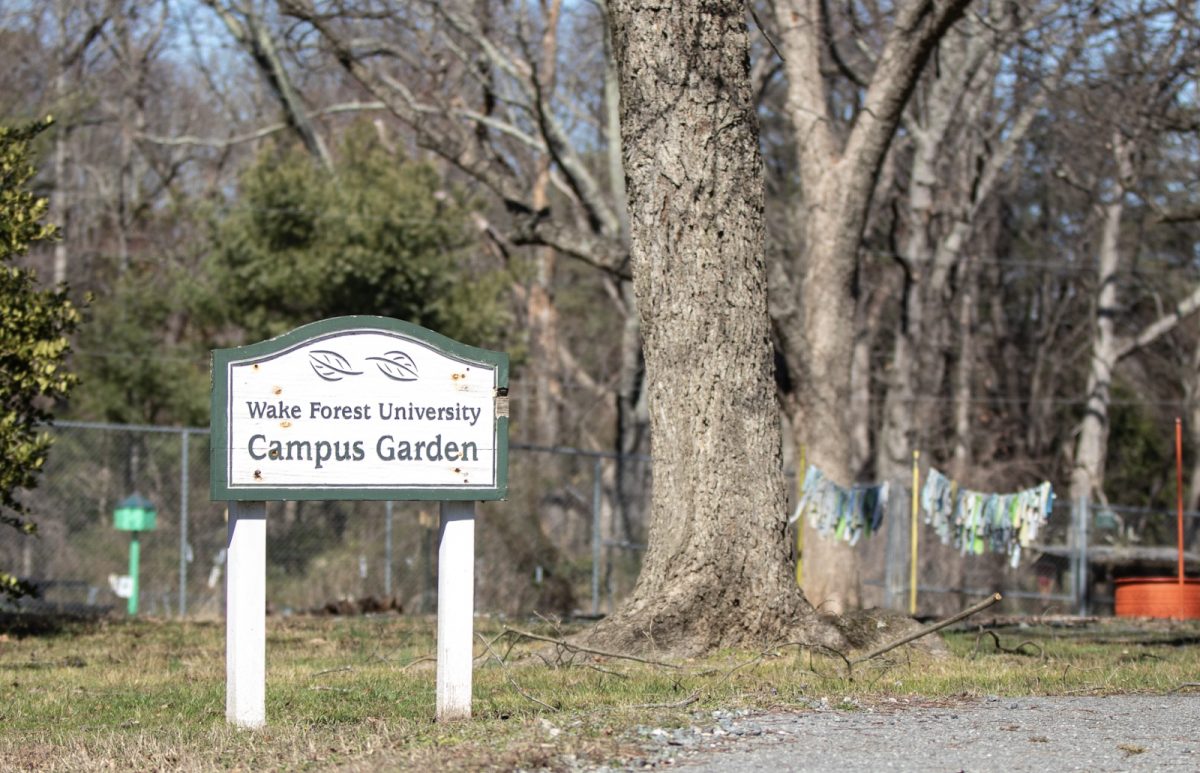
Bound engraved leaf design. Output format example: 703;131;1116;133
367;350;419;381
308;350;363;381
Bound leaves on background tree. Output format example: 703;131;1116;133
212;122;508;348
0;120;80;599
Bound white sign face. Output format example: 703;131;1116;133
211;318;508;500
109;574;133;599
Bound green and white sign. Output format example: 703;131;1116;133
212;316;507;727
211;316;509;501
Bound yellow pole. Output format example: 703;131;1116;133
795;446;806;586
910;449;920;616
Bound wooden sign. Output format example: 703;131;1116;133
211;317;508;727
211;316;508;500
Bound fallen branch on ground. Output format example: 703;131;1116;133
400;655;436;671
630;691;700;709
478;633;559;712
310;665;354;677
971;629;1045;659
501;627;682;670
717;641;854;681
852;593;1004;666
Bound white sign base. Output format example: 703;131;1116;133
226;501;266;728
436;500;476;721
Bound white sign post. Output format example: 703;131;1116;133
225;501;265;727
436;500;475;719
211;316;508;727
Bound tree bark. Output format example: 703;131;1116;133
793;203;865;614
1069;139;1128;505
528;0;565;449
603;9;646;544
951;257;976;480
588;0;840;653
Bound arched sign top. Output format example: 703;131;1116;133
211;316;509;501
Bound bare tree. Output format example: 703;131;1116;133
1064;5;1200;509
769;0;972;612
871;2;1089;608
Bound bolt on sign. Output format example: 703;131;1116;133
211;316;509;728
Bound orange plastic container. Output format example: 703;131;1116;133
1114;577;1200;619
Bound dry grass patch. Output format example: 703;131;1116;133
2;615;1199;770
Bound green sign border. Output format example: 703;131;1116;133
211;316;508;501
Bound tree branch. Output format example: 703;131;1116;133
1115;283;1200;361
282;0;629;276
202;0;332;169
137;102;388;148
842;0;973;197
851;592;1003;665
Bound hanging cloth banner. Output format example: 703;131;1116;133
789;465;889;545
920;468;1054;567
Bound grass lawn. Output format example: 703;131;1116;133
2;614;1198;771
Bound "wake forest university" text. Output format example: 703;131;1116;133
245;399;484;426
241;399;486;470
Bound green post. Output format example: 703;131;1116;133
114;494;156;617
128;532;141;616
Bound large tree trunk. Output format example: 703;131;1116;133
793;201;864;614
588;0;840;653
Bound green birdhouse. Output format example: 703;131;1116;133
114;493;157;532
113;494;156;616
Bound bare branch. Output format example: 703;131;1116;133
282;0;629;275
502;627;682;669
202;0;333;169
137;102;389;148
851;593;1003;665
477;633;560;712
841;0;973;195
1115;283;1200;361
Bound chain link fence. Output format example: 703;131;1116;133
859;492;1200;618
6;422;651;619
6;420;1196;620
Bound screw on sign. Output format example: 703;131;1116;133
211;316;509;727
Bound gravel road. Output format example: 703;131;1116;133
626;695;1200;772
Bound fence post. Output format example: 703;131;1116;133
384;500;393;597
592;457;603;617
1074;496;1090;616
179;428;189;617
884;493;907;610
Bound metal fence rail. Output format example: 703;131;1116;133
6;420;1195;619
7;421;651;619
